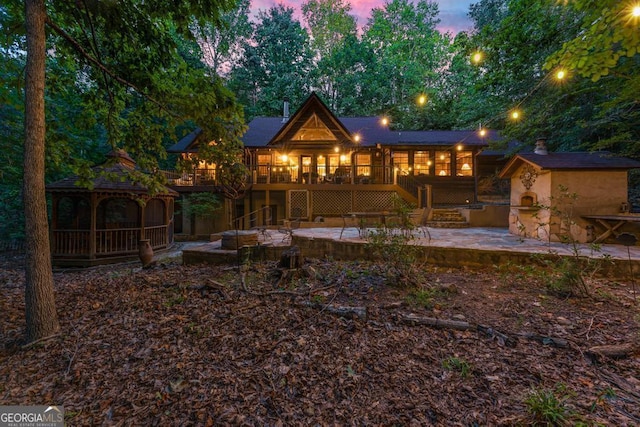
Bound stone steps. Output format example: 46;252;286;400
427;208;469;228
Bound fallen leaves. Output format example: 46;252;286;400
0;258;639;425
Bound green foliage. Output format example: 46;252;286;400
362;0;450;128
406;287;438;309
524;383;572;426
532;185;613;298
182;192;222;218
365;218;424;288
228;4;313;120
442;356;472;378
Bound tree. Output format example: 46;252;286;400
545;0;640;156
198;0;253;76
23;0;60;341
228;4;313;119
301;0;358;111
17;0;242;343
362;0;450;127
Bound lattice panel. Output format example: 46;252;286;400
353;191;396;212
433;188;475;206
288;190;309;219
312;190;352;215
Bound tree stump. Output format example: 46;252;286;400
279;245;303;269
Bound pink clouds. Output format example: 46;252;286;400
248;0;474;34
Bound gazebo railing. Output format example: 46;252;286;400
96;227;141;255
52;229;91;255
143;225;168;249
52;225;169;258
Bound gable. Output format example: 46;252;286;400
291;114;338;142
267;92;354;149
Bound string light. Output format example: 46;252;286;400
510;110;521;120
417;94;427;106
556;69;566;80
471;51;483;65
380;117;389;126
632;5;640;17
353;134;361;142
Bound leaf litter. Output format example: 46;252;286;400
1;255;639;425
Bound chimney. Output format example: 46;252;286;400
534;137;548;155
282;98;290;123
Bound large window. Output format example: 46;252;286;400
435;151;451;176
414;151;431;175
456;151;473;176
393;151;409;175
355;153;371;178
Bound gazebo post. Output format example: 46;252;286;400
90;193;97;260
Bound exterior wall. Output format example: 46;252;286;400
508;164;552;240
508;166;629;243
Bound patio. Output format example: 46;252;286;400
179;226;640;278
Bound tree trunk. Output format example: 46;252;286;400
24;0;60;343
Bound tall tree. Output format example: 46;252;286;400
362;0;450;127
23;0;60;341
198;0;252;76
451;0;585;148
17;0;242;343
228;4;313;119
301;0;358;111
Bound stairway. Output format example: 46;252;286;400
426;208;469;228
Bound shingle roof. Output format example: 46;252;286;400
46;150;178;196
167;128;203;153
499;151;640;178
240;117;496;148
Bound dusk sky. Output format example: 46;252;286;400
250;0;476;34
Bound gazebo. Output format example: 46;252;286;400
46;150;178;267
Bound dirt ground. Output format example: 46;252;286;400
1;253;639;426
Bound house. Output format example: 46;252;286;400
166;92;505;238
498;138;640;243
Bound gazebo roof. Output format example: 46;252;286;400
47;149;178;196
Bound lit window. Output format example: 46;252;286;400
414;151;430;175
456;151;473;176
356;153;371;177
393;151;409;175
435;151;451;176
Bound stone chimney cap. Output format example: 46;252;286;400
534;138;548;155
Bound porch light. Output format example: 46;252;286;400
340;154;347;162
380;117;389;126
456;144;463;151
334;146;340;153
439;154;445;160
353;134;361;142
479;128;487;137
281;154;288;162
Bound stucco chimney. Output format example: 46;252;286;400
282;98;290;123
534;138;548;155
